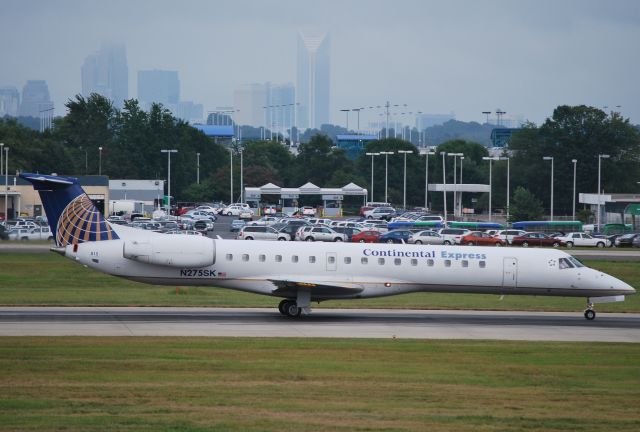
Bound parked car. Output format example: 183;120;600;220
237;225;290;241
438;228;471;245
511;232;564;248
249;216;279;226
407;230;445;245
164;229;203;236
493;229;527;245
363;206;396;220
185;210;217;221
351;230;381;243
461;231;506;246
554;232;610;248
300;206;316;216
299;226;347;242
230;219;247;232
614;233;640;247
378;229;412;244
263;204;279;215
633;236;640;248
7;226;54;241
331;226;360;241
221;204;252;216
0;224;7;240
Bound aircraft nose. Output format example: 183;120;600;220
608;274;635;295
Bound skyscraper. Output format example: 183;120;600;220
19;80;52;118
137;70;180;111
296;31;330;130
0;86;20;117
81;43;128;108
233;83;267;127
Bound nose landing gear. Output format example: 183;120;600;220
584;302;596;320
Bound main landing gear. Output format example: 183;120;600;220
278;299;302;317
584;301;596;320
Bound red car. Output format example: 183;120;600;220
351;230;381;243
461;231;506;246
511;232;565;248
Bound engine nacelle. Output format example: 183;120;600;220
123;234;216;268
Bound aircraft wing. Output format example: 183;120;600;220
268;278;364;297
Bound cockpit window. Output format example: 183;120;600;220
569;256;585;268
558;258;574;269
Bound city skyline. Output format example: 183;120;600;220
0;0;638;127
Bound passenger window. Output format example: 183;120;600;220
479;261;486;268
259;254;266;262
344;257;351;264
411;259;418;266
292;255;299;263
226;254;233;261
275;255;282;262
462;260;468;268
394;258;401;266
378;258;385;265
444;260;451;267
242;254;249;262
309;256;316;263
361;257;368;264
427;259;434;267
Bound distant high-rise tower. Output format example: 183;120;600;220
0;86;20;117
296;31;330;129
233;83;268;127
19;80;53;118
81;43;128;108
137;70;180;111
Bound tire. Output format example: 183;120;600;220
286;302;301;317
278;237;287;241
466;241;475;246
244;236;253;240
566;242;574;248
584;309;596;320
495;242;503;247
552;242;560;248
386;239;394;243
444;240;451;245
359;239;366;243
334;237;343;242
596;242;605;248
522;241;529;247
414;240;423;245
278;299;289;315
305;237;314;242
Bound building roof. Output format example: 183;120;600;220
336;134;377;141
2;174;109;187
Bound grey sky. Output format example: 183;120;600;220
2;0;639;126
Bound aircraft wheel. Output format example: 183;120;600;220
285;302;301;317
584;309;596;320
278;299;290;316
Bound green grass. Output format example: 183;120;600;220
0;253;638;312
0;338;638;431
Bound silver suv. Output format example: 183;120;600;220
237;226;290;241
438;228;471;245
298;226;347;242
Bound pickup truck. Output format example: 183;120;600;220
8;226;54;241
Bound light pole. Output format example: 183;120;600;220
196;152;200;184
240;148;244;203
571;159;577;220
459;156;465;216
421;150;435;210
498;157;510;220
380;151;394;203
340;109;350;131
543;156;554;221
161;149;178;212
0;142;3;177
365;152;380;202
442;152;447;222
398;150;413;210
4;147;8;222
597;154;610;230
229;148;233;203
98;146;103;175
482;156;499;221
79;147;88;175
448;153;463;217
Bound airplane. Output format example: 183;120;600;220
21;172;635;320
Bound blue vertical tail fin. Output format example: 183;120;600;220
20;173;119;246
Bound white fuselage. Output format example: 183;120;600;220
64;224;634;302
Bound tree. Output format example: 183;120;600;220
509;187;543;222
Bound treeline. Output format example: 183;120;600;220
1;95;639;217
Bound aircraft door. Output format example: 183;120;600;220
502;257;518;288
326;252;337;271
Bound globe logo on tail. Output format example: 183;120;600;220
56;194;118;246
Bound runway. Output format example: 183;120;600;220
1;307;639;342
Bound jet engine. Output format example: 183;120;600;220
123;235;216;268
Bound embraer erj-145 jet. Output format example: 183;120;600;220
22;173;635;320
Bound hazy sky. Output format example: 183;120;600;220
2;0;639;126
